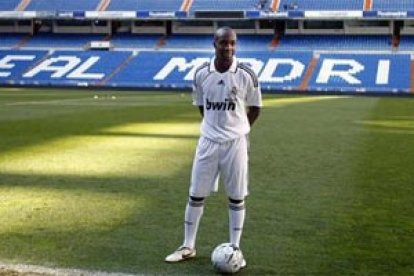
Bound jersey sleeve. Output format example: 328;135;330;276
245;71;262;107
192;65;205;106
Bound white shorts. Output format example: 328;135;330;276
189;135;249;200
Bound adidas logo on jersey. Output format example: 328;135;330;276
206;98;236;111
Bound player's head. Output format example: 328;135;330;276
213;27;237;63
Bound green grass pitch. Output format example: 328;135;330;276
0;88;413;275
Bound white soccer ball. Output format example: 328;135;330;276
211;243;244;274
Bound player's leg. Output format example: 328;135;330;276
220;136;249;248
183;196;204;250
166;137;219;263
165;195;203;263
186;137;219;248
228;197;246;248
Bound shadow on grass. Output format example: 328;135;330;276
0;103;197;156
0;172;224;275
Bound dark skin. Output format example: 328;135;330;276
194;28;261;203
198;27;260;127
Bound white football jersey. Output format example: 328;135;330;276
192;56;262;142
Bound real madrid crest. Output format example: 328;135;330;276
230;86;238;100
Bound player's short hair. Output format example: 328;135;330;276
214;27;237;42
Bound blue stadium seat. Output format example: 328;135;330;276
0;0;21;11
190;0;262;11
110;33;162;49
0;49;411;93
278;0;363;11
308;53;411;93
107;0;183;11
20;50;132;87
278;35;391;50
163;34;213;50
162;34;273;51
0;33;26;48
398;36;414;50
24;34;106;49
25;0;101;11
0;49;49;85
373;0;414;11
238;35;273;51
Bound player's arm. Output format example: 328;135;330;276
247;106;260;126
198;106;204;117
242;64;262;127
193;62;209;119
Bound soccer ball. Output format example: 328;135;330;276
211;243;244;274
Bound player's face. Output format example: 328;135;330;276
214;30;236;62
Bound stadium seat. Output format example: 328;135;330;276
110;33;162;49
0;0;21;11
277;35;391;50
372;0;414;11
0;33;27;48
107;0;183;11
190;0;264;11
23;33;106;49
25;0;101;11
162;34;213;50
278;0;363;11
398;36;414;51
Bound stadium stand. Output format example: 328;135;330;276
189;0;267;11
5;50;133;87
0;0;21;11
307;53;411;92
0;49;49;84
110;34;276;51
161;34;212;50
372;0;414;11
23;34;106;49
277;0;363;11
0;0;413;95
238;35;275;51
277;35;392;50
110;33;162;49
398;36;414;51
24;0;102;11
1;49;411;93
107;0;183;11
0;33;26;49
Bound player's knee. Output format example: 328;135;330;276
228;197;244;204
190;196;205;202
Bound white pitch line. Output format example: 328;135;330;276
0;262;141;276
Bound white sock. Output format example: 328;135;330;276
229;201;245;248
183;199;204;249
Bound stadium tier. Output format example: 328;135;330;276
158;34;273;51
372;0;414;11
6;0;414;13
2;33;398;51
0;33;27;48
110;33;162;49
398;35;414;50
278;35;392;50
23;34;106;49
238;35;275;51
278;0;363;11
25;0;102;11
161;34;212;50
0;49;411;94
107;0;183;11
0;0;21;11
189;0;267;11
1;0;413;95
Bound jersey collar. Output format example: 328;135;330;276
209;56;238;73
